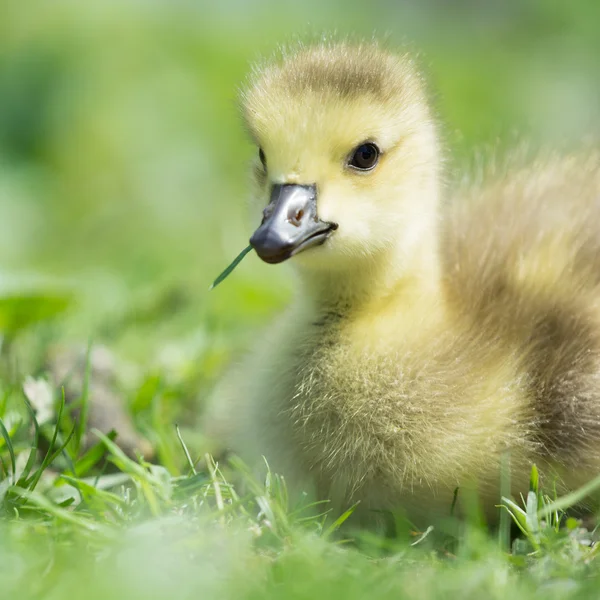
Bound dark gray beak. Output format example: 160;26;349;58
250;184;338;264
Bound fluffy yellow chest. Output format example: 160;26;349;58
271;301;533;517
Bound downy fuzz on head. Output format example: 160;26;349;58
241;41;442;304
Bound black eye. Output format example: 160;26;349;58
259;148;266;169
349;142;380;171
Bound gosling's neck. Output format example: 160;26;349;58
298;224;442;319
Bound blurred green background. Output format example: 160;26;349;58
1;0;599;405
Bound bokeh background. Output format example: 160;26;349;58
1;0;599;447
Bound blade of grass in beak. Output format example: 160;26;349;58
209;245;253;290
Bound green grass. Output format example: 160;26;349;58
2;379;600;600
1;316;600;600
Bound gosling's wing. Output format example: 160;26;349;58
442;152;600;465
442;152;600;318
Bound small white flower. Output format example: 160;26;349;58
23;376;55;426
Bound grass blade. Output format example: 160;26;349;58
74;431;117;477
323;502;359;538
209;245;252;290
538;470;600;519
175;424;196;476
525;490;540;544
0;417;16;482
11;486;114;536
94;430;148;478
75;342;93;455
499;497;529;537
25;423;77;494
498;451;511;551
18;397;41;485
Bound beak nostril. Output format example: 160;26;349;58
288;208;304;227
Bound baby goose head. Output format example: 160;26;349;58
243;42;441;280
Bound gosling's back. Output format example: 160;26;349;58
443;153;600;480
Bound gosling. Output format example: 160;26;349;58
206;40;600;527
